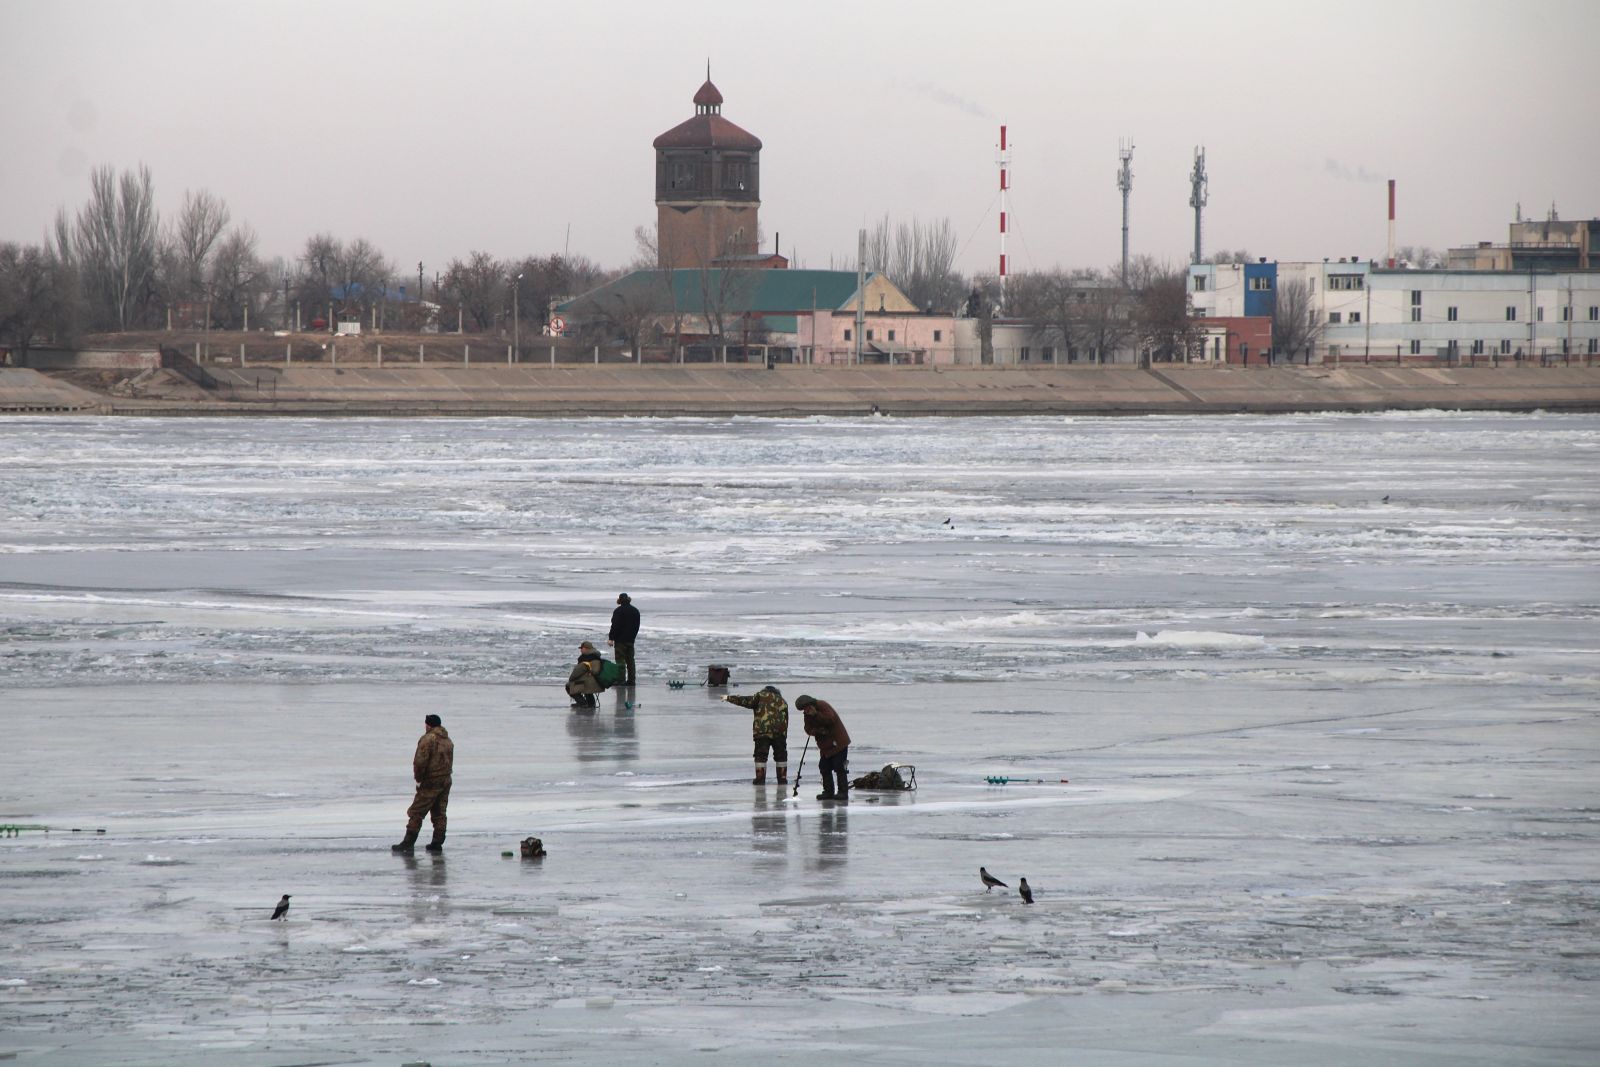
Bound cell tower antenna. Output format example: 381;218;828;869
1117;140;1135;286
1189;146;1208;265
997;123;1010;311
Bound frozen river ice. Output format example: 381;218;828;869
1;412;1597;1065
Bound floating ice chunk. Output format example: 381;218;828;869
140;854;177;865
541;956;563;963
342;945;370;953
406;977;441;986
75;854;104;861
696;965;723;972
1135;630;1265;650
0;978;27;986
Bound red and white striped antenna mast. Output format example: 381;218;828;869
998;124;1011;310
997;123;1010;311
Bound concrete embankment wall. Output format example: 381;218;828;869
5;364;1600;416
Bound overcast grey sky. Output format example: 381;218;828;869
4;0;1596;279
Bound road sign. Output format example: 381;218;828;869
548;316;566;335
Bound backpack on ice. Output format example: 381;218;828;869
851;763;916;791
597;659;626;688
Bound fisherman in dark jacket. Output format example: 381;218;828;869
797;695;851;801
608;593;640;685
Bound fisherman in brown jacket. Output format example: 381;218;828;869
797;695;851;801
392;713;454;853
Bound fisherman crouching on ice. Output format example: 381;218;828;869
797;694;850;801
566;641;604;708
722;685;789;785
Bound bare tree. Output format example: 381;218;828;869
1;243;57;362
208;225;266;328
1007;267;1137;364
1207;248;1255;265
293;233;341;323
1270;277;1323;363
1135;268;1196;364
336;238;393;322
1005;269;1084;359
865;214;964;312
169;189;230;304
73;164;160;330
440;251;506;331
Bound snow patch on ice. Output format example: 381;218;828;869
1135;630;1266;650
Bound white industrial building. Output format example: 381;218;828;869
1190;260;1600;363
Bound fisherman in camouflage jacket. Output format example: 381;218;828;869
722;685;789;785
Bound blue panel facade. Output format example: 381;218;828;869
1243;262;1277;318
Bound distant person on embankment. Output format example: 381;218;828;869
608;593;640;685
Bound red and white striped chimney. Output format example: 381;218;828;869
998;124;1010;309
1386;179;1396;269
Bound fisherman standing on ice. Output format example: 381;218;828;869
722;685;789;785
797;695;851;801
607;593;640;686
392;714;453;854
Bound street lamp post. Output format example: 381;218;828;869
512;273;524;362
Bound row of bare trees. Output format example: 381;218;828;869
435;251;608;335
1;164;616;359
985;254;1197;365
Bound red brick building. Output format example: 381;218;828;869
653;78;762;269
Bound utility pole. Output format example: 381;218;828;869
855;228;866;365
418;261;424;301
1117;140;1134;286
512;273;523;362
1189;146;1209;265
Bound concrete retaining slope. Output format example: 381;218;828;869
15;363;1600;416
0;368;106;412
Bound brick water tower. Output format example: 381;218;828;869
653;75;762;269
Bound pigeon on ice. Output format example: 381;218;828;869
271;894;291;920
980;867;1007;892
1019;878;1034;904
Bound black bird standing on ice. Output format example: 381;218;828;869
980;867;1007;892
271;894;291;920
1019;878;1034;904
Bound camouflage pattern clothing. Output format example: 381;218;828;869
724;686;789;741
413;724;454;785
406;724;453;837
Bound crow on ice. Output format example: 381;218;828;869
271;894;291;920
980;867;1007;892
1019;878;1034;904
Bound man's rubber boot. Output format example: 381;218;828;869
776;764;788;785
834;769;849;802
424;829;446;853
391;829;419;853
752;765;767;785
816;773;836;800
